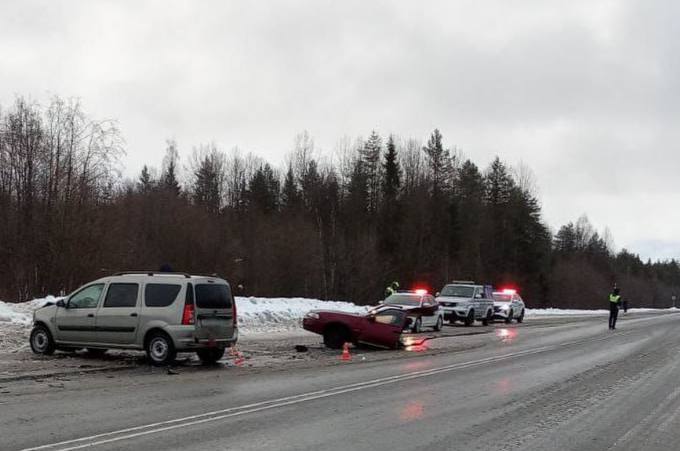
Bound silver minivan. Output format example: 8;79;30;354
29;272;238;365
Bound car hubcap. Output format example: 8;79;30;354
33;331;48;352
150;338;168;361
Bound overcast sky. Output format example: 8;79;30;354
1;0;679;261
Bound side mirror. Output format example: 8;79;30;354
56;299;66;308
368;315;376;323
475;294;483;299
378;300;384;304
435;292;440;297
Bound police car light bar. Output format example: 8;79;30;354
414;289;428;295
501;288;517;295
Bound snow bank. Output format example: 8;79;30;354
236;297;368;334
0;296;60;326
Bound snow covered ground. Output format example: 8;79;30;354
0;295;676;352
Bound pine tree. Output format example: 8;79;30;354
247;164;280;213
193;154;221;214
423;129;452;197
137;165;153;193
161;140;181;196
281;164;301;211
381;135;401;200
378;135;402;255
360;131;382;213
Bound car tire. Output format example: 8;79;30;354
517;309;525;323
412;317;422;333
434;316;444;331
505;310;513;324
482;309;492;326
145;331;177;366
196;348;226;364
464;310;475;327
30;325;56;355
323;325;349;349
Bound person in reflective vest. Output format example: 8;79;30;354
385;281;399;298
609;287;622;330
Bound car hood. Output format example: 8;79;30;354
436;296;472;302
310;309;367;318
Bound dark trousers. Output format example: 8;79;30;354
609;303;619;329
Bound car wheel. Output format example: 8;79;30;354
145;331;177;366
434;316;444;331
86;348;107;357
197;348;226;364
464;310;475;327
323;325;349;349
482;309;492;326
412;317;422;333
517;309;525;323
505;310;513;324
30;325;56;355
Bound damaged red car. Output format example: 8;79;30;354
302;307;410;349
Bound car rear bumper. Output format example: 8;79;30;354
170;326;239;351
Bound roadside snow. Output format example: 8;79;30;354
236;297;368;334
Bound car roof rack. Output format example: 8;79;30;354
113;271;192;278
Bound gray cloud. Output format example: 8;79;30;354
1;0;678;260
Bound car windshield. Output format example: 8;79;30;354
440;285;475;297
493;294;512;302
384;294;421;306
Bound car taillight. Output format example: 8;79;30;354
182;303;195;325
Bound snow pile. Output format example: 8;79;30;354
0;296;59;326
236;297;368;334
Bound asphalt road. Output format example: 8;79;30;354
3;313;680;451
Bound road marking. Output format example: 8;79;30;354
21;329;638;451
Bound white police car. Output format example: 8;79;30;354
492;289;525;323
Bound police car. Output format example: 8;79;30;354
435;281;495;326
379;290;444;333
492;288;525;323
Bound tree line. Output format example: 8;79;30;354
1;96;679;308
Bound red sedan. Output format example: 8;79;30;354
302;307;410;349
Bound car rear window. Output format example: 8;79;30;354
385;294;421;306
145;284;182;307
195;284;232;309
104;283;139;308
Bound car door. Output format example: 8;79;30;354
55;283;105;343
419;296;437;326
193;282;235;342
358;309;407;349
473;287;484;318
95;282;141;345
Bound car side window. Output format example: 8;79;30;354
374;310;405;326
474;287;483;298
103;283;139;308
69;284;105;309
145;284;182;307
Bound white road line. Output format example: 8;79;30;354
20;329;638;451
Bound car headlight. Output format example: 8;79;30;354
305;312;320;319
